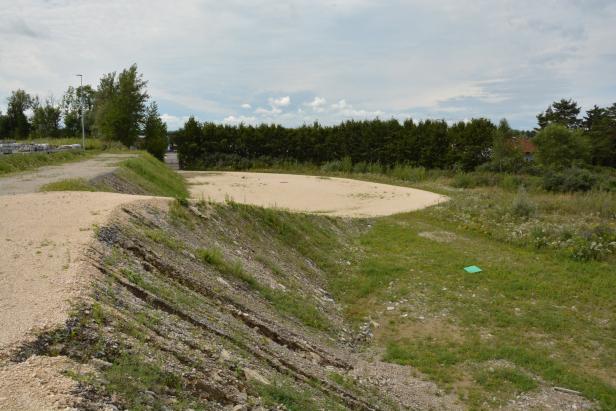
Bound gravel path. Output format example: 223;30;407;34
0;153;136;196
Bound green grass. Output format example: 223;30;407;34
144;228;184;251
337;208;616;408
0;150;93;175
39;177;102;192
117;152;188;199
255;380;316;411
195;244;330;330
196;247;258;288
104;354;198;411
253;379;346;411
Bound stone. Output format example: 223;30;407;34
243;368;270;385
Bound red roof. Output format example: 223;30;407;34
515;138;536;154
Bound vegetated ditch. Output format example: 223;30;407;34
9;198;458;410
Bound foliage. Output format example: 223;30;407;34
481;119;527;173
61;85;95;136
175;117;496;171
542;167;597;192
143;102;168;160
93;64;149;146
431;186;616;260
584;103;616;167
4;89;33;138
31;96;62;138
537;98;582;129
534;124;589;167
510;185;536;218
447;118;495;171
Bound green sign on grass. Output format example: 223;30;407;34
464;265;482;273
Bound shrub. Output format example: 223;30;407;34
534;124;590;167
511;186;536;218
543;168;597;192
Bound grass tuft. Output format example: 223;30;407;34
40;178;101;192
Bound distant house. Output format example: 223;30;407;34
515;138;537;161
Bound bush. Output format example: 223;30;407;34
511;186;536;218
534;124;590;167
543;168;597;192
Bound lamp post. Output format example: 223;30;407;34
76;74;85;150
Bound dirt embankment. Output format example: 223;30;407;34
1;157;456;409
3;200;462;410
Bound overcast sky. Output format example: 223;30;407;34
1;0;615;130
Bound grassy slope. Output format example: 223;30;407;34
115;153;188;199
40;152;189;199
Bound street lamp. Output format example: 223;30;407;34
76;74;85;150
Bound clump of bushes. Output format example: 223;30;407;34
541;167;616;193
511;186;536;218
542;168;597;192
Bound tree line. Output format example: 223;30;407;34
175;98;616;172
0;64;167;160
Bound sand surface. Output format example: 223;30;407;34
0;192;154;352
183;171;448;217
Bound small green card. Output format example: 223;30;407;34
464;265;482;273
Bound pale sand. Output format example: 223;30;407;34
183;171;447;217
0;191;156;352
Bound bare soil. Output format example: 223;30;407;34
183;171;448;217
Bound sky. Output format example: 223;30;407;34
1;0;615;130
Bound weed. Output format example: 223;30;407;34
144;228;183;251
254;379;319;411
117;153;188;199
39;178;102;192
511;186;536;218
169;199;194;228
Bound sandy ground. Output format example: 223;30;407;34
0;153;136;196
0;192;155;352
0;191;159;410
183;171;448;217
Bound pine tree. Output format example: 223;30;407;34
143;102;168;160
536;99;582;129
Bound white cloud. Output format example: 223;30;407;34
268;96;291;107
223;115;257;124
161;113;191;130
331;99;348;110
255;107;282;116
306;96;327;112
241;103;251;109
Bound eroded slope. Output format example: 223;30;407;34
9;199;460;410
